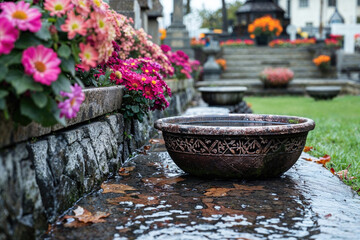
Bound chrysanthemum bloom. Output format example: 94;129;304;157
0;17;19;55
22;45;61;85
78;43;98;71
0;1;42;32
58;84;85;119
71;0;90;16
44;0;73;17
61;11;87;39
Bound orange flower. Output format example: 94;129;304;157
215;58;227;70
250;34;255;39
313;55;331;66
248;15;283;37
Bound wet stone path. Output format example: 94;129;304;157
46;142;360;240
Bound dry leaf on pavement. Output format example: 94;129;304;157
63;206;110;227
101;183;137;194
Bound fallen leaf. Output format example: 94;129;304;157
204;188;232;197
330;168;335;174
118;166;136;176
118;227;131;233
204;184;264;197
142;177;185;186
357;188;360;193
149;139;165;144
101;183;137;194
314;155;331;166
107;194;159;206
303;146;314;152
302;154;331;166
144;145;151;151
333;164;356;181
63;206;110;226
324;213;332;219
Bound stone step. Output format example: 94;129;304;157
225;66;319;72
223;47;310;54
221;72;325;79
225;60;315;67
224;55;312;61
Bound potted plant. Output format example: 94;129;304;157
313;55;331;73
260;67;294;88
248;16;283;46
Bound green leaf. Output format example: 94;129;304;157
15;32;43;49
131;105;140;113
31;92;47;108
50;98;66;126
35;20;52;41
0;90;8;98
5;70;43;94
20;98;58;127
0;50;22;66
74;76;85;88
0;64;8;82
58;44;71;59
60;57;75;76
51;74;71;95
0;98;5;110
71;42;80;63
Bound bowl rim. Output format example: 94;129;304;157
198;86;248;93
154;114;315;136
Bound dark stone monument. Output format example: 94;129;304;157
109;0;142;29
163;0;194;58
147;0;163;45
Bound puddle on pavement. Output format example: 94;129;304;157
45;148;360;240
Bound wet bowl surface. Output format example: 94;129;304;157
154;114;315;179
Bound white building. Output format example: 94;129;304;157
275;0;360;36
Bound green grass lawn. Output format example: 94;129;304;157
245;95;360;193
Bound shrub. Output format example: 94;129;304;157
260;68;294;88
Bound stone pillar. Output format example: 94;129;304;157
147;0;163;45
163;0;194;58
109;0;142;29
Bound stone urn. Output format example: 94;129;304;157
198;87;247;106
306;86;341;100
155;114;315;179
255;34;272;46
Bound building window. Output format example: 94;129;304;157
306;22;313;27
299;0;308;8
358;0;360;6
328;0;336;7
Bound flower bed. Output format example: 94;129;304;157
220;39;255;48
269;38;316;47
0;0;199;129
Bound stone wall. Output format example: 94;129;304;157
0;80;194;240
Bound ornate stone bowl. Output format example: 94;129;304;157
198;87;247;106
154;114;315;179
306;86;341;100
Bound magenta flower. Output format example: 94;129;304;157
0;1;42;32
22;45;61;85
44;0;73;17
58;84;85;119
0;17;19;55
160;44;171;53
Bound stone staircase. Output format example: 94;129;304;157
221;47;324;79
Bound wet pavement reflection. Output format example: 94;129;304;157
46;143;360;240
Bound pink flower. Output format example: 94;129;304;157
58;84;85;119
61;11;87;39
0;17;19;55
0;1;42;32
161;44;171;53
71;0;90;16
44;0;73;17
78;43;99;71
22;45;61;85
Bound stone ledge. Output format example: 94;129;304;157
0;86;124;149
165;78;194;94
